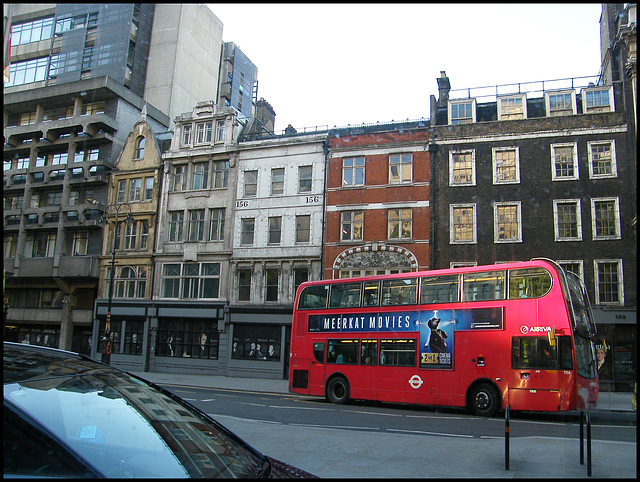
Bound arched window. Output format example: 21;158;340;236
135;136;145;159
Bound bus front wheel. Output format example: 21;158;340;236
327;376;350;404
469;383;500;417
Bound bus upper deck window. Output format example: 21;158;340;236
462;271;505;301
420;275;459;304
509;268;552;299
381;278;417;306
298;285;328;309
329;283;362;308
363;281;380;306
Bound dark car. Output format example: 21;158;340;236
4;342;316;478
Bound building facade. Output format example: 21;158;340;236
324;125;431;280
4;3;250;353
429;71;636;391
217;42;258;121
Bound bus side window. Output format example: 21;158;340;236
329;283;361;308
381;278;417;306
313;342;324;363
558;336;573;369
360;339;378;365
509;268;552;299
299;285;328;309
363;281;380;306
420;275;459;304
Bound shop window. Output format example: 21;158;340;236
231;324;281;361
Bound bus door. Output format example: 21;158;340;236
508;336;563;411
308;340;327;393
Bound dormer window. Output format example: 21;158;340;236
497;94;527;120
582;86;614;113
545;90;576;117
448;99;476;125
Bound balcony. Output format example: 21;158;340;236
57;256;100;278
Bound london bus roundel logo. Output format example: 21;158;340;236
520;325;529;334
409;375;423;389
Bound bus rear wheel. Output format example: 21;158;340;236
469;383;500;417
327;376;350;404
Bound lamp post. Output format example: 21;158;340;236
99;202;134;365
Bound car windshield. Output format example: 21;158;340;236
3;346;265;478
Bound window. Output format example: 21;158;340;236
128;178;142;201
231;324;280;361
81;101;105;115
192;162;209;190
143;177;154;200
341;211;363;241
160;263;221;299
11;17;54;46
134;136;145;159
582;86;614;113
588;141;617;179
167;211;184;242
182;124;192;146
591;197;620;240
381;278;417;306
209;208;225;241
296;214;310;243
508;268;552;300
342;157;365;187
551;143;579;180
213;161;229;188
298;166;312;193
268;217;281;244
553;199;582;241
238;268;252;301
173;165;187;191
156;319;219;359
389;153;412;184
115;180;126;203
188;209;205;241
494;202;521;243
450;204;476;244
24;232;56;258
195;122;212;144
379;339;416;366
559;260;584;281
140;220;149;250
265;268;279;302
293;266;309;297
329;283;361;308
6;57;48;87
216;120;226;142
327;339;359;364
449;150;475;186
388;209;412;240
74;148;99;163
241;218;255;245
124;222;137;250
594;259;623;305
271;168;284;195
420;275;459;304
4;233;19;258
463;271;505;301
244;170;257;197
546;90;576;116
512;336;571;370
449;99;475;125
492;147;520;184
498;94;527;120
112;266;146;299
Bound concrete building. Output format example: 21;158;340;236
324;123;431;280
429;70;636;391
217;42;258;121
3;3;239;352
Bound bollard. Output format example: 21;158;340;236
505;405;510;470
586;411;592;476
579;410;584;465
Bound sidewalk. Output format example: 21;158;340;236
130;371;636;478
130;370;635;413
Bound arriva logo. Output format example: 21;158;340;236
520;325;552;334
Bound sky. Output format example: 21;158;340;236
207;4;604;132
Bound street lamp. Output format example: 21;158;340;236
98;202;134;364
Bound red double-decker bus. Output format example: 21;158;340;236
289;259;598;416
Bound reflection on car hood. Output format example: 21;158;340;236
4;343;317;478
